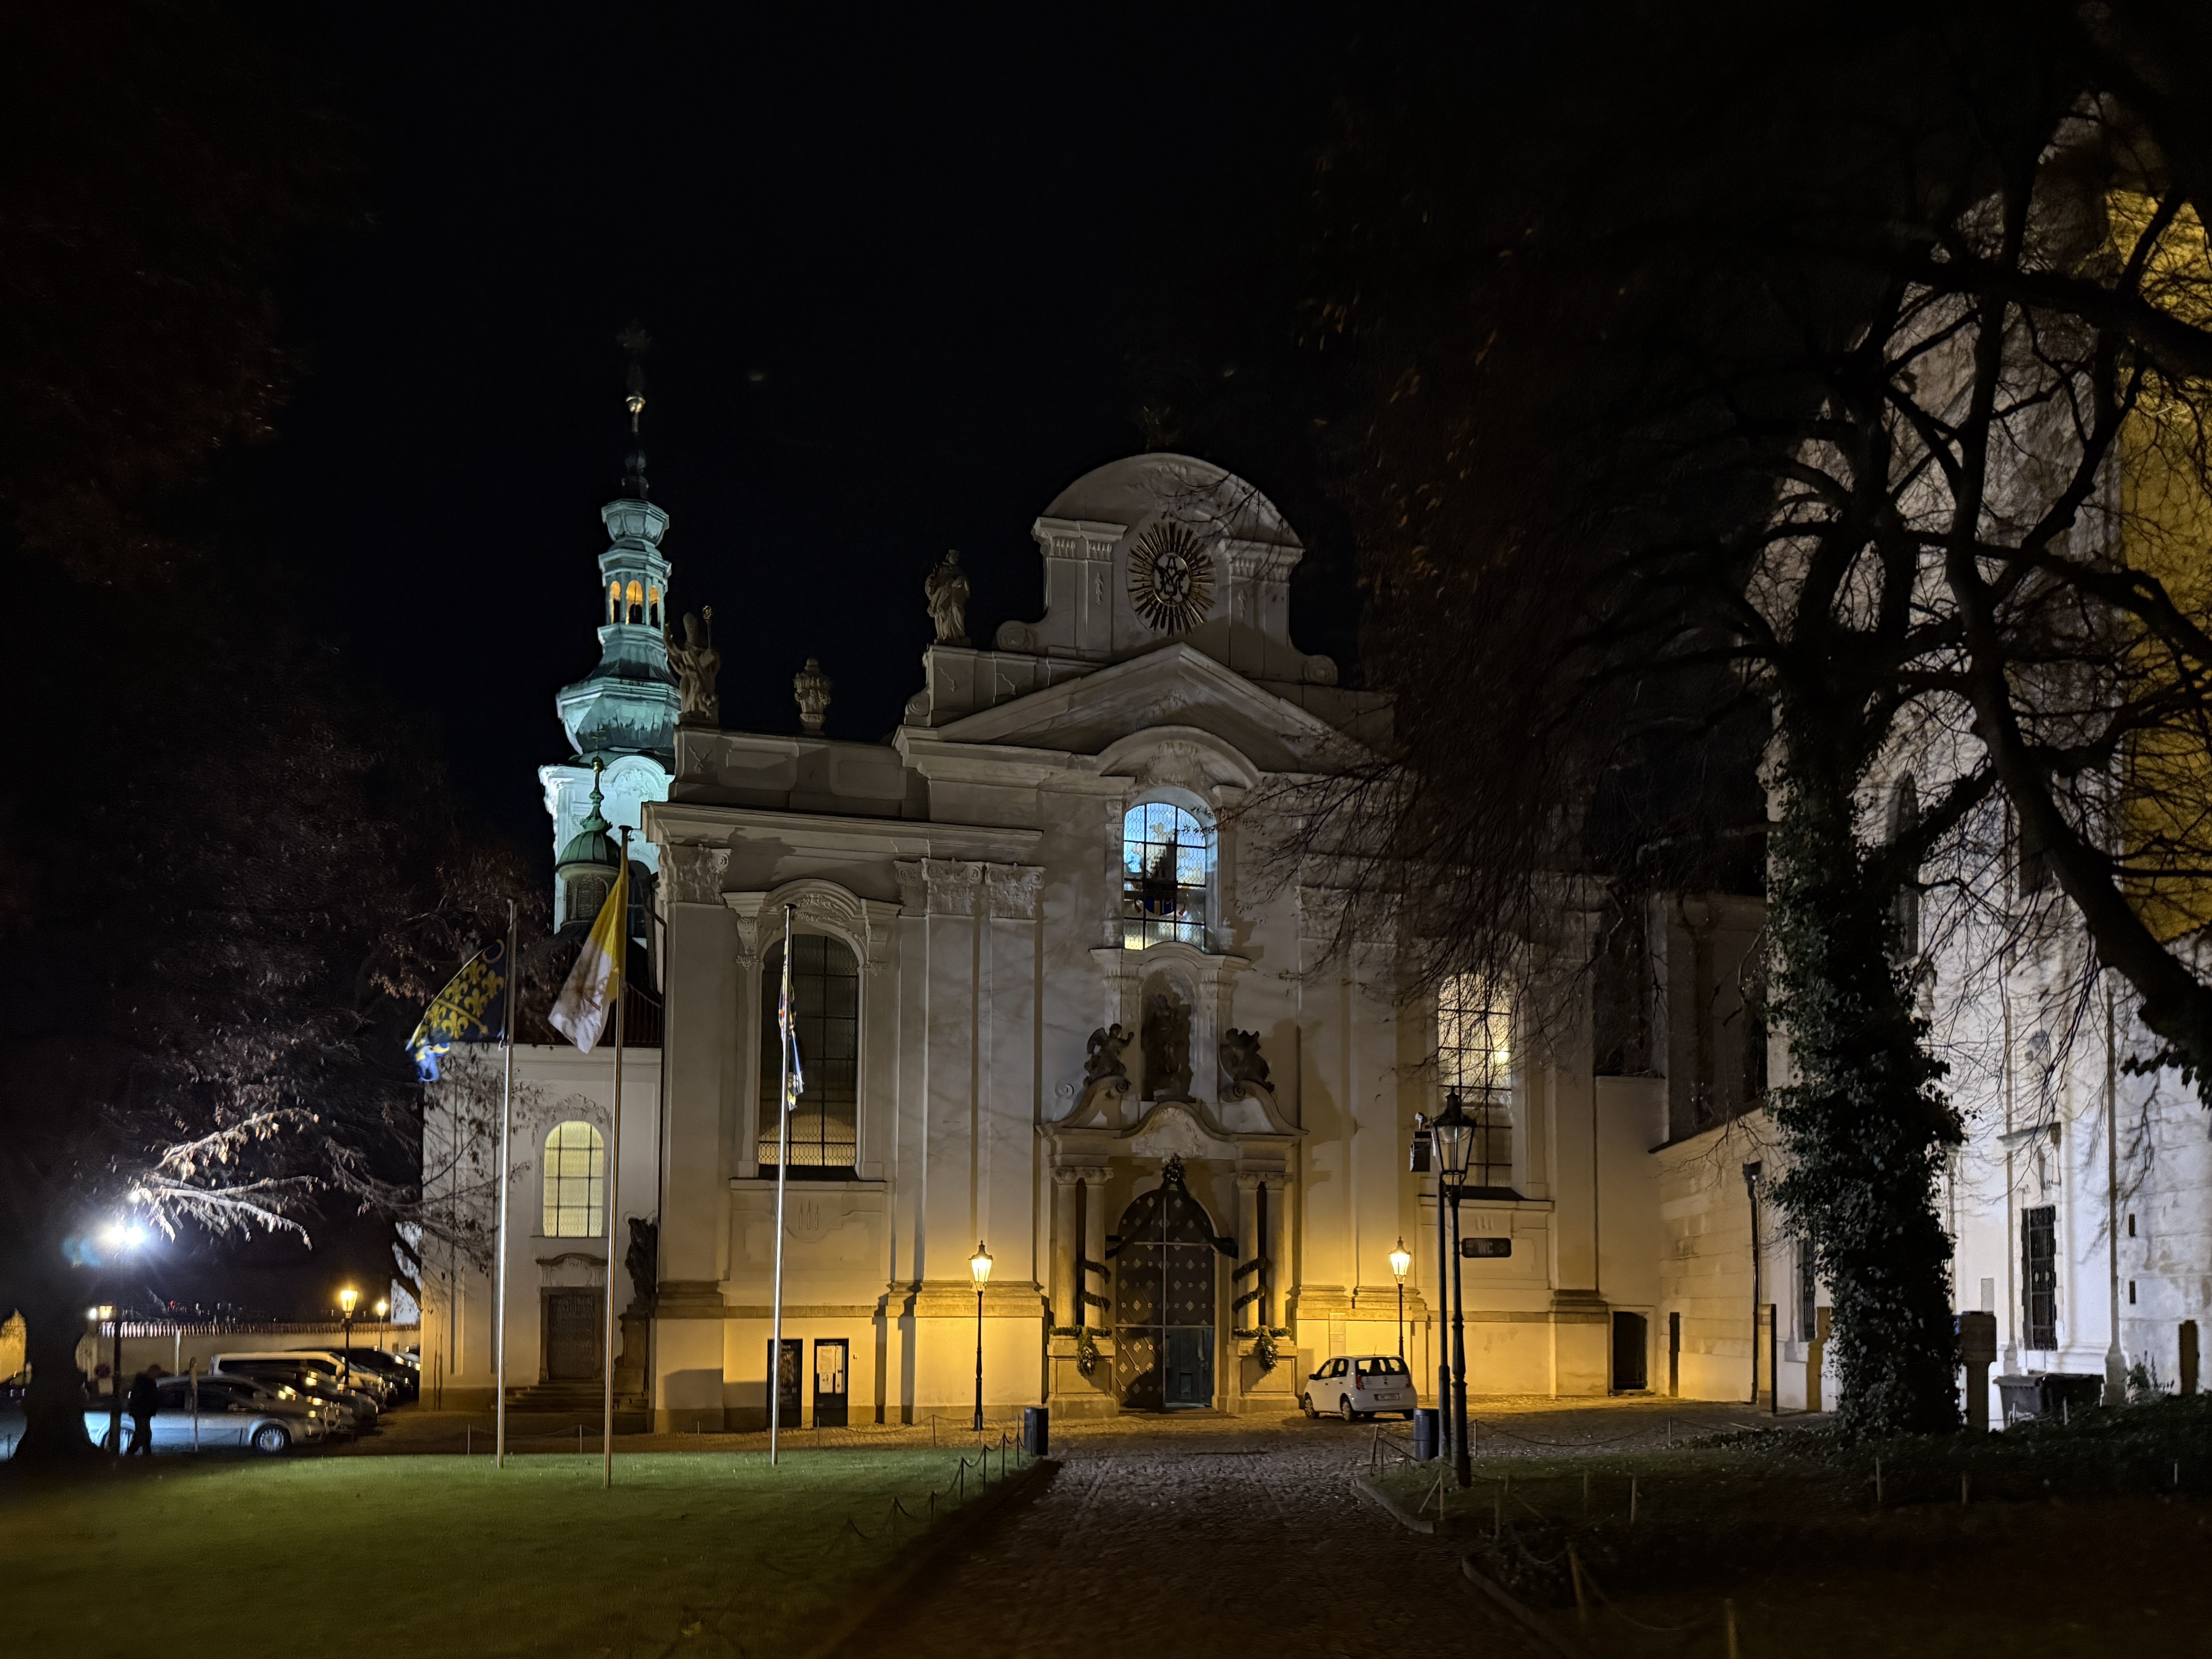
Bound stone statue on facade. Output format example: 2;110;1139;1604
924;550;971;646
625;1216;659;1315
1142;990;1192;1101
1220;1028;1271;1099
666;607;721;727
793;657;831;734
1084;1022;1132;1084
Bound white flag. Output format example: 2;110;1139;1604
548;861;629;1052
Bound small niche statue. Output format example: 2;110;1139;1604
924;550;971;646
1142;990;1193;1101
1084;1022;1132;1085
1220;1028;1271;1099
793;657;832;734
666;607;721;727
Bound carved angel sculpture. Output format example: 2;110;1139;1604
924;550;971;646
1084;1022;1132;1084
1220;1028;1271;1098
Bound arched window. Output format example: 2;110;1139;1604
647;584;662;628
542;1121;605;1237
758;934;860;1177
1438;975;1515;1193
626;579;645;623
1121;802;1212;948
607;580;622;623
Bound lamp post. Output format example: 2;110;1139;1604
92;1305;119;1457
374;1299;390;1353
1389;1239;1412;1361
1432;1091;1477;1489
338;1287;359;1385
969;1242;993;1433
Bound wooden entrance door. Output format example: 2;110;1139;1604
544;1289;603;1381
1113;1156;1221;1411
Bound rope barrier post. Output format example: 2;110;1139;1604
1569;1547;1589;1629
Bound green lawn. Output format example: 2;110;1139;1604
3;1449;993;1658
1370;1397;2212;1656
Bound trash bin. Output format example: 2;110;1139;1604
1022;1405;1049;1458
1411;1407;1440;1462
2040;1373;2105;1420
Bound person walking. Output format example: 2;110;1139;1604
125;1368;159;1457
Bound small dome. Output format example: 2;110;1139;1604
556;780;621;872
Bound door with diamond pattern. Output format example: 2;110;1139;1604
1113;1159;1219;1410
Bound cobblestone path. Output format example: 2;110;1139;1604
840;1414;1556;1659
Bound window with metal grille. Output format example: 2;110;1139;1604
1438;975;1515;1193
542;1121;605;1237
2022;1204;2058;1350
757;934;859;1177
1121;802;1211;948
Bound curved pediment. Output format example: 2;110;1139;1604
932;645;1364;776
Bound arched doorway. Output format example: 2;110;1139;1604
1111;1156;1222;1410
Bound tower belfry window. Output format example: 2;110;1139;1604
648;584;662;628
608;580;622;623
626;579;645;624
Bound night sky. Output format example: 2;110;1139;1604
230;5;1355;862
156;4;1371;1314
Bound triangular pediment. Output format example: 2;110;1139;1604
929;644;1361;774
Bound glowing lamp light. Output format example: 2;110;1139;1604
100;1220;148;1252
374;1298;389;1319
1432;1091;1476;1182
95;1304;115;1322
1390;1239;1412;1283
338;1287;359;1317
969;1242;994;1289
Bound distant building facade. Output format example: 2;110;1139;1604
419;438;2205;1429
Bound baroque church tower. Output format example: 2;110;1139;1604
541;336;679;932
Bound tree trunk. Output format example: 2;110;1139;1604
11;1269;101;1467
1766;720;1963;1438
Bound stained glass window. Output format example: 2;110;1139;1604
1122;802;1211;948
542;1121;605;1237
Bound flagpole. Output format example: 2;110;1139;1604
604;831;629;1490
770;901;795;1466
495;898;518;1469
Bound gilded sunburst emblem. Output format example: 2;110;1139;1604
1127;521;1214;634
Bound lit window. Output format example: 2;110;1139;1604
1121;802;1211;948
1438;976;1515;1192
647;584;662;628
608;581;622;623
542;1121;605;1237
758;935;860;1177
626;579;645;623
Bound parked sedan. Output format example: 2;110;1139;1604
1301;1354;1420;1420
210;1358;377;1435
86;1386;322;1455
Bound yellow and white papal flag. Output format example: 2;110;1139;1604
547;861;629;1052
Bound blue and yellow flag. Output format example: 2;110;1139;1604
405;941;511;1080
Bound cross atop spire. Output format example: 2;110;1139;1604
618;321;652;500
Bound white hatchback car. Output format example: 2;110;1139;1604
1301;1354;1419;1420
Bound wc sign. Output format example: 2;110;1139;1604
1460;1237;1512;1258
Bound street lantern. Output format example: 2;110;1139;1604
373;1297;389;1353
1432;1090;1477;1180
338;1287;359;1385
1433;1091;1475;1489
969;1242;993;1432
1389;1238;1412;1360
